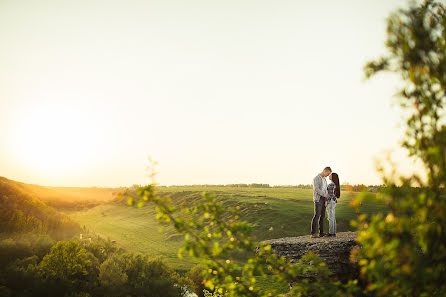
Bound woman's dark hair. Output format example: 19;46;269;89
331;173;341;198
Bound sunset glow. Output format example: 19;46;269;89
0;0;420;187
10;103;101;177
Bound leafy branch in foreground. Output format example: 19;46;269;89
357;1;446;296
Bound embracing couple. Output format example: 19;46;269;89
311;166;341;238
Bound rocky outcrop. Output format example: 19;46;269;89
260;232;359;282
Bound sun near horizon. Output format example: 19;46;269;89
0;0;424;188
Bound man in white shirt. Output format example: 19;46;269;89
311;167;331;238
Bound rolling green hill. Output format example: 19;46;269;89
69;185;387;271
0;176;126;239
0;177;81;240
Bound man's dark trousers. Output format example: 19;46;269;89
311;198;326;235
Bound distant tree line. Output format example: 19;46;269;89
158;184;272;188
225;183;271;188
155;183;386;192
290;183;386;192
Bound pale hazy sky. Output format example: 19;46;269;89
1;0;426;187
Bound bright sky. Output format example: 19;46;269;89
0;0;425;187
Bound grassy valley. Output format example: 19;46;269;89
69;185;388;271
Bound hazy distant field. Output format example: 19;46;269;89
0;177;123;210
69;186;387;272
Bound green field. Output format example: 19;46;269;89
69;186;387;272
1;177;388;293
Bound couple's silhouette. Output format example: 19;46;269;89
311;167;341;238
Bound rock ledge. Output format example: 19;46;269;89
261;232;359;281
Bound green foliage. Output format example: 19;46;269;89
204;289;224;297
38;240;99;292
0;233;190;297
358;1;446;296
99;253;128;289
121;253;190;297
0;235;57;296
2;256;41;296
0;238;32;267
186;264;207;297
364;1;446;180
0;234;55;268
81;236;121;264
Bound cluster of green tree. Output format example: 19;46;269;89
225;184;271;188
42;199;104;211
157;184;272;188
341;184;386;193
0;177;81;240
155;184;386;192
273;184;386;192
0;234;200;297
